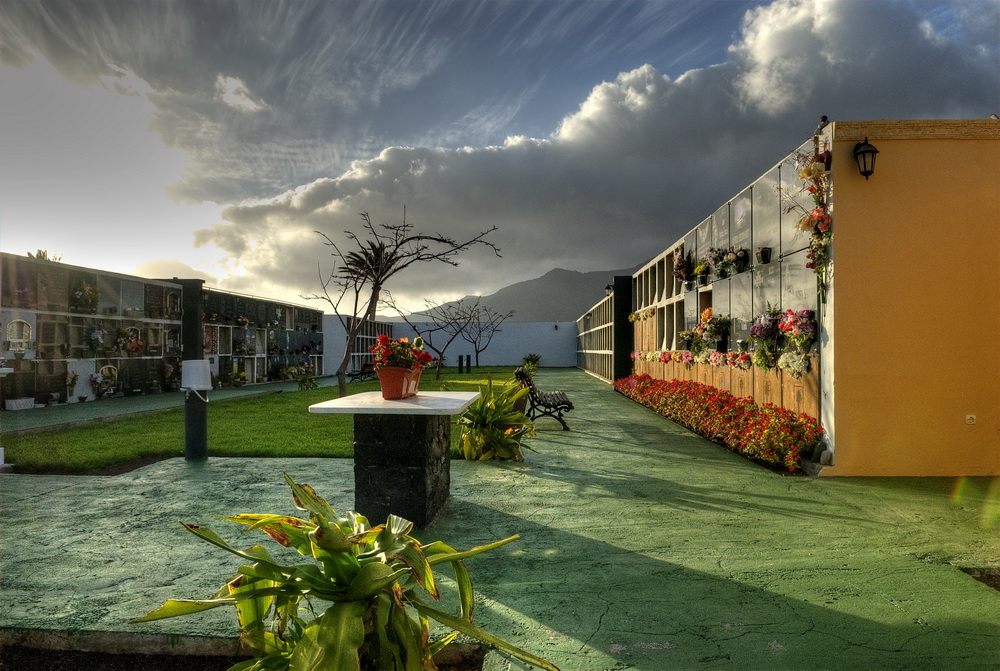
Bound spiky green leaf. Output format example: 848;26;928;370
412;602;559;671
129;598;234;623
289;601;366;671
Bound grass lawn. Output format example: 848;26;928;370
4;366;521;474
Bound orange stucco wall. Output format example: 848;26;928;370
822;121;1000;476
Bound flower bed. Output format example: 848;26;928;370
613;374;824;472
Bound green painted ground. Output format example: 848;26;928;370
1;369;998;670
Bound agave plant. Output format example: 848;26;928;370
132;474;557;671
459;380;535;461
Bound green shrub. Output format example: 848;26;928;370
459;380;535;461
132;474;558;671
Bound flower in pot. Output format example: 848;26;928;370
733;248;750;272
777;351;811;379
371;334;432;370
707;247;731;278
694;260;710;285
748;308;783;369
370;335;433;399
778;309;818;353
672;252;691;280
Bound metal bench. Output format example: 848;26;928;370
514;367;573;431
347;362;377;382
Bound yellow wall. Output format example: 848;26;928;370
823;120;1000;476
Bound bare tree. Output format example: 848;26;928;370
392;298;478;379
458;300;514;366
305;210;500;396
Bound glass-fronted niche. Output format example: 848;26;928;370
630;137;822;350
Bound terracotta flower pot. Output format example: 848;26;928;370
376;366;422;400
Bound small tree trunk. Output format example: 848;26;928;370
336;334;355;397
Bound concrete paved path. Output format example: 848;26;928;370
1;369;998;670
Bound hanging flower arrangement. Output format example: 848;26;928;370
71;280;99;309
628;307;656;322
85;328;108;353
777;351;811;379
672;251;692;280
789;150;834;303
748;308;783;369
726;351;753;370
778;309;818;353
707;247;731;277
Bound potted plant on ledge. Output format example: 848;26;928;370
370;334;433;399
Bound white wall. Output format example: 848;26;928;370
395;321;578;367
321;317;347;375
320;316;578;371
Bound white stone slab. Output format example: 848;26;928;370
309;391;480;416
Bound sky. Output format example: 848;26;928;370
1;0;998;314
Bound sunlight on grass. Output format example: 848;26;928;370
4;367;520;474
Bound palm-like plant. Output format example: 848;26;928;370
459;380;535;461
132;474;557;671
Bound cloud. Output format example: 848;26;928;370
132;260;218;285
1;0;996;311
216;75;267;112
191;0;996;311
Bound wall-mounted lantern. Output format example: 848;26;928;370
605;284;614;296
853;138;879;180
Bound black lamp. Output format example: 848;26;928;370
605;284;614;296
853;138;879;180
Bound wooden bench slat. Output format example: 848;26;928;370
514;367;572;430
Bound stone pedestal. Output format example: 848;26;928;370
353;413;450;527
309;392;480;528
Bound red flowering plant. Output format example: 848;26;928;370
370;334;433;370
613;375;824;472
726;351;752;370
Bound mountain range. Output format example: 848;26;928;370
406;266;642;322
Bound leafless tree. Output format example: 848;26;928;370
458;301;514;366
305;210;500;396
392;298;479;379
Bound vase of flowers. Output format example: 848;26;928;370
778;309;817;353
733;248;750;273
748;308;782;369
694;260;710;286
370;335;433;400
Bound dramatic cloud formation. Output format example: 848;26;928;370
196;0;998;307
1;0;996;311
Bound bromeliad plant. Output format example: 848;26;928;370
132;474;558;671
459;380;536;461
521;353;541;377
